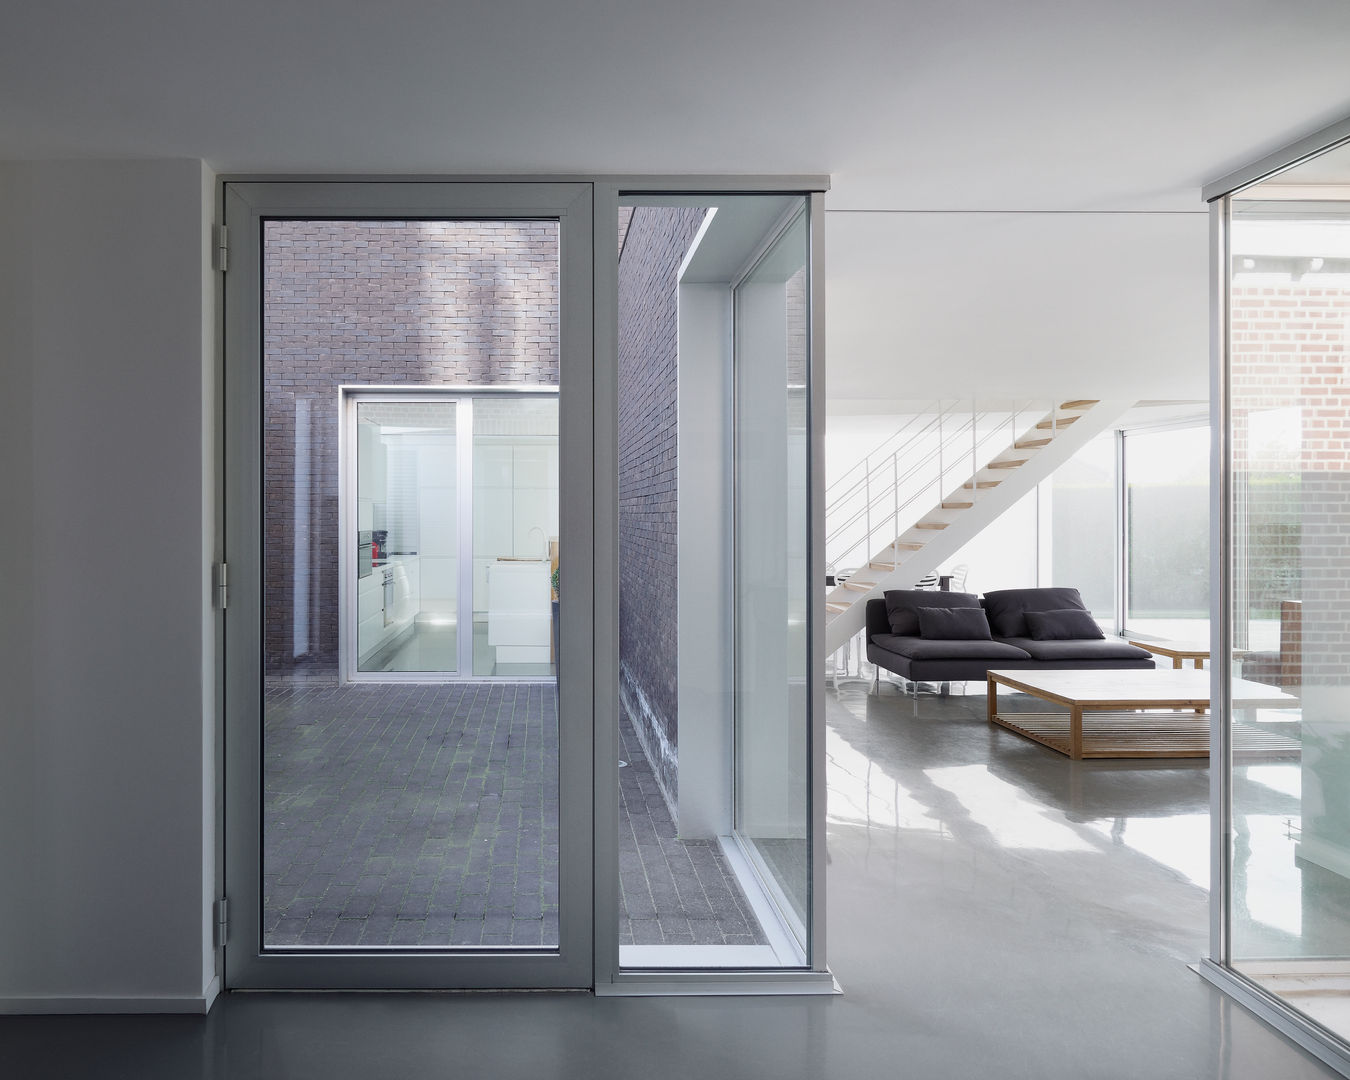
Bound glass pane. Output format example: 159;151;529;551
734;207;811;949
615;196;813;969
1050;432;1116;623
356;400;458;673
1228;155;1350;1038
1125;425;1210;641
261;219;560;950
472;396;559;677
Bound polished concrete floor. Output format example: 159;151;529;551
3;679;1344;1079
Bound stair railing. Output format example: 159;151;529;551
826;398;1052;575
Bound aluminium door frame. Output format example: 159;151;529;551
222;180;593;990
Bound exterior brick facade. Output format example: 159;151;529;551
263;220;559;676
617;207;708;803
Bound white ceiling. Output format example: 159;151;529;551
4;0;1350;211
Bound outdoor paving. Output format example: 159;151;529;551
617;713;767;947
264;679;765;949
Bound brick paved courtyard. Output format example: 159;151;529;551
263;680;765;949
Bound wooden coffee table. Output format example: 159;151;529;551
986;668;1299;760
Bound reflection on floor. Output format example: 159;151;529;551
364;620;555;677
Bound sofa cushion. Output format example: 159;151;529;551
884;589;980;636
994;636;1155;663
918;606;992;640
1025;608;1105;641
981;587;1089;638
871;634;1032;662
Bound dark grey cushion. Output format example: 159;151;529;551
884;589;980;636
995;637;1155;663
918;606;992;640
871;634;1032;661
981;587;1089;638
1025;608;1105;641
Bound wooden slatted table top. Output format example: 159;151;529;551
986;668;1298;710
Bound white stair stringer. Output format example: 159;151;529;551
824;400;1134;655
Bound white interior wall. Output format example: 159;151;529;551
824;210;1210;407
0;159;216;1012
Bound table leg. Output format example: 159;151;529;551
987;675;997;725
1195;657;1205;670
1070;705;1084;760
1173;656;1183;670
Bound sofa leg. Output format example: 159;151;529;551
872;666;880;695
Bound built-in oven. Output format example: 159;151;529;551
357;530;373;579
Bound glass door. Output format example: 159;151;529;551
223;181;592;990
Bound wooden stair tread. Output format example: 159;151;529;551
1059;399;1099;409
1015;438;1051;449
962;480;1001;489
942;501;973;509
1037;415;1080;429
988;459;1027;469
869;561;896;571
895;541;925;550
842;580;873;592
914;521;948;530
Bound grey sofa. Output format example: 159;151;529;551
865;587;1155;688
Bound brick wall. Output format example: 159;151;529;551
617;207;708;802
1230;278;1350;682
263;219;559;676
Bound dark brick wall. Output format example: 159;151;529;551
617;207;708;802
263;220;558;676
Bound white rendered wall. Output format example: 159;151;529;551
0;159;216;1012
676;284;733;838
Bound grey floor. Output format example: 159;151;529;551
4;677;1346;1079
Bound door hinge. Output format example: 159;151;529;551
213;562;229;610
212;224;229;273
214;897;229;947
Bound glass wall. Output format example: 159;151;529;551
1124;424;1210;641
1216;136;1350;1050
1050;431;1115;622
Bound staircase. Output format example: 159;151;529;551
824;399;1133;654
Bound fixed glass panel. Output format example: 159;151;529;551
1124;424;1210;641
614;194;814;969
355;399;458;673
1226;146;1350;1039
259;218;561;952
734;207;811;952
472;396;559;677
1050;432;1116;624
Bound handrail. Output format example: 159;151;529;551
826;398;1053;573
